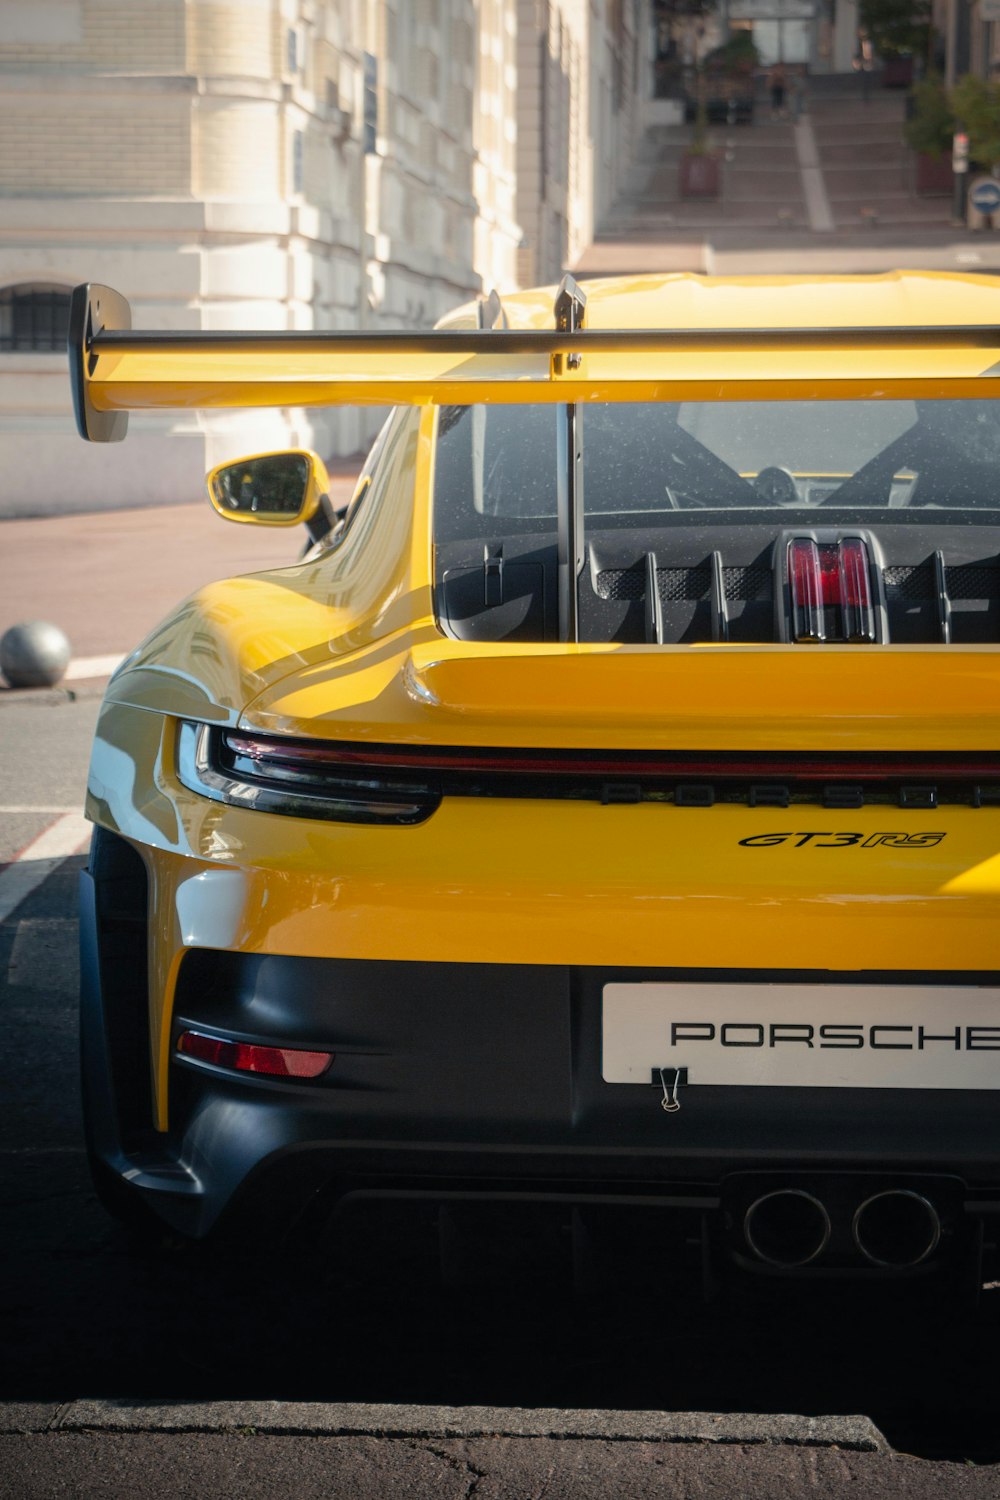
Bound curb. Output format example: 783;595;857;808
0;680;108;709
0;1400;888;1451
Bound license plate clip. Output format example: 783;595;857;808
652;1066;688;1113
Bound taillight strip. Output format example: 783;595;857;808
221;732;1000;782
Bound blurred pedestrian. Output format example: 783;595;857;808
769;60;787;119
791;65;806;122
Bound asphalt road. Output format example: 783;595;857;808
3;691;1000;1493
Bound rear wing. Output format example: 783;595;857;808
68;278;1000;642
69;279;1000;444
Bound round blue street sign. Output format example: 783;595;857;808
970;176;1000;214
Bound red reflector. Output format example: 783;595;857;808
177;1030;333;1078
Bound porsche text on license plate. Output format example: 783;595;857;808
602;983;1000;1089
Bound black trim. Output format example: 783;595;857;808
477;290;508;330
89;325;1000;352
81;830;153;1148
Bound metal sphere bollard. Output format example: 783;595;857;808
0;621;72;688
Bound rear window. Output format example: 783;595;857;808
433;399;1000;539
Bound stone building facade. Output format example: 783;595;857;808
515;0;640;287
0;0;637;515
0;0;521;513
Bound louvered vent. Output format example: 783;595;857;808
596;564;772;604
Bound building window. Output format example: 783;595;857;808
0;285;72;352
292;130;305;193
287;24;307;76
363;51;378;154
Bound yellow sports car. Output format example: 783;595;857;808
71;273;1000;1286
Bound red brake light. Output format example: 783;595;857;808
788;538;875;643
177;1030;333;1078
839;537;874;641
788;539;824;641
818;544;842;606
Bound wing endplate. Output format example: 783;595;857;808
68;283;132;442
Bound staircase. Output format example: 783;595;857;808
605;110;807;233
808;88;949;229
588;72;951;264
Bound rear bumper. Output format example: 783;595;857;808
84;938;1000;1238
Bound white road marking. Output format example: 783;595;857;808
0;805;81;814
0;813;91;924
793;119;835;233
64;654;123;681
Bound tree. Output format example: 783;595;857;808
903;75;954;159
858;0;931;60
952;75;1000;171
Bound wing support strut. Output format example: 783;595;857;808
554;275;587;643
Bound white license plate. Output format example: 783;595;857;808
602;982;1000;1090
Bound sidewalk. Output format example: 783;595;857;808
0;465;360;695
577;224;1000;276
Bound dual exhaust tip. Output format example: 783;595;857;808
744;1188;941;1270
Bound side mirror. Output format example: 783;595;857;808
206;449;332;529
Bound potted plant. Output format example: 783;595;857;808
904;75;954;195
702;31;760;125
680;71;721;197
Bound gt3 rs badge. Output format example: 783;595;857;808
738;832;946;848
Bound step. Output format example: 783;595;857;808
634;182;805;209
823;165;913;195
810;125;907;148
726;145;800;167
623;200;812;227
808;98;905;119
831;198;951;226
819;140;908;166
